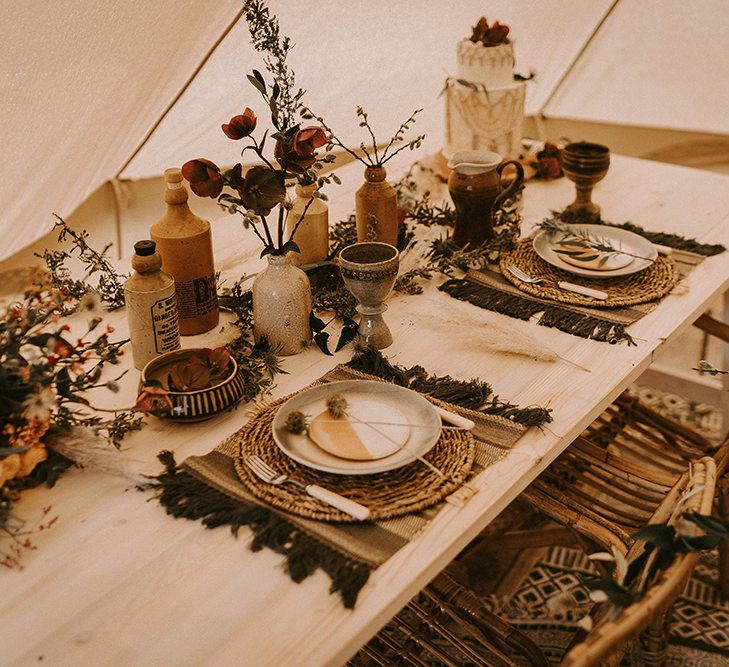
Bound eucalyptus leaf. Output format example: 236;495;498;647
246;74;266;96
313;331;332;355
632;524;675;549
280;240;300;255
335;322;358;352
682;534;725;550
683;512;729;534
252;68;266;86
309;312;326;333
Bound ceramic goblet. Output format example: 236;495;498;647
339;242;399;349
562;142;610;217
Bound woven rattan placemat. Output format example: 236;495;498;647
500;238;681;308
233;392;475;522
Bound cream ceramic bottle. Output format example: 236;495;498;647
285;182;329;266
124;240;180;370
151;168;219;335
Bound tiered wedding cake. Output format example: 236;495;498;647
444;18;526;160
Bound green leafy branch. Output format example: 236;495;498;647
36;215;127;310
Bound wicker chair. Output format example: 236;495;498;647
351;393;727;666
350;456;719;666
560;454;717;666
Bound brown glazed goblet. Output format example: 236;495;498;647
339;242;399;349
562;142;610;216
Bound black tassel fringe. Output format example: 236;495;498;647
347;347;551;427
556;210;725;256
438;278;636;346
151;451;370;609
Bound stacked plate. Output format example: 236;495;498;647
533;224;657;278
271;380;442;475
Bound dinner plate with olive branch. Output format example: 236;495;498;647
533;221;658;278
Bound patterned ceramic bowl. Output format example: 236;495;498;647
140;348;245;422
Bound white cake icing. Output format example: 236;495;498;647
457;40;515;88
445;36;525;160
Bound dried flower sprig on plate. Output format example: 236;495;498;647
326;394;348;418
536;218;653;266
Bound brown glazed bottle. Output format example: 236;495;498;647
355;166;398;247
151;168;219;335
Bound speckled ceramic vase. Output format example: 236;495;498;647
252;254;312;355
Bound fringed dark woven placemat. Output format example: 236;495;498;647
233;386;476;522
441;214;723;345
148;349;550;608
500;239;681;308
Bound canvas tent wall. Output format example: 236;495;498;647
3;0;729;266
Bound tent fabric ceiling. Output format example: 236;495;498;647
122;0;612;181
1;0;239;261
544;0;729;134
3;0;728;262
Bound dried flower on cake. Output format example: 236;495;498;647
469;17;510;47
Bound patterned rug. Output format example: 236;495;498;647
501;546;729;666
351;387;728;665
495;385;729;665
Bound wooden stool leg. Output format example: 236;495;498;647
719;476;729;598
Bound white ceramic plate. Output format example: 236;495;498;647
271;380;441;475
533;224;657;279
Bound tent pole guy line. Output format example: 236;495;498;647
114;7;245;180
537;0;620;121
110;7;244;256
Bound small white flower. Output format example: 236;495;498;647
588;589;609;603
675;515;703;538
576;614;594;631
78;291;102;318
22;387;56;421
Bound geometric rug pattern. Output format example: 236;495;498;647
499;546;729;665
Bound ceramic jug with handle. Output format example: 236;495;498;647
447;150;524;248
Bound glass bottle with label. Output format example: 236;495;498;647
151;168;219;335
124;240;180;370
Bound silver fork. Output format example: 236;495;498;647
245;455;371;520
507;265;608;300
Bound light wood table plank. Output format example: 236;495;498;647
4;155;729;666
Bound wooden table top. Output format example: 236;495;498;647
4;154;729;666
